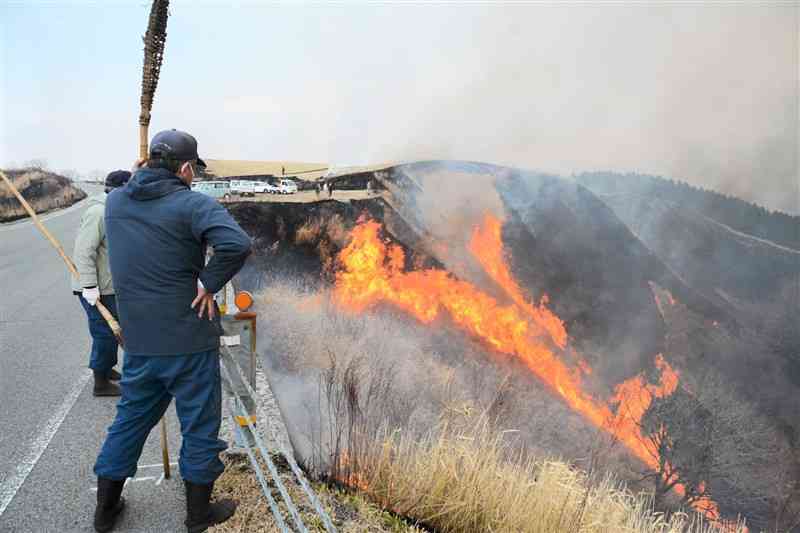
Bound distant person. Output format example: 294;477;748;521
328;181;334;197
92;129;250;533
72;169;130;397
281;165;285;176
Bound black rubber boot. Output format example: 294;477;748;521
107;368;122;381
94;477;125;532
93;371;121;397
184;480;237;533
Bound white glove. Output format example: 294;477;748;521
82;286;100;306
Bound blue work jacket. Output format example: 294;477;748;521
105;168;251;356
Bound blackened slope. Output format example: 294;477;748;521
227;198;443;294
0;168;87;222
495;171;733;384
576;171;800;251
585;190;800;439
588;191;800;310
228;200;380;291
390;160;725;386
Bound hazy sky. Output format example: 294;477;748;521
1;2;797;214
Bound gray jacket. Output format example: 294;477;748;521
71;193;114;295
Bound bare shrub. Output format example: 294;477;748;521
295;217;323;245
23;158;48;171
292;214;349;278
254;281;594;474
640;368;789;528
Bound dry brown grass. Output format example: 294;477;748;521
252;284;751;532
210;454;423;533
0;168;86;222
352;420;748;533
204;160;327;180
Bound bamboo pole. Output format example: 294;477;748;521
3;169;171;479
139;0;171;480
0;170;123;343
139;122;150;162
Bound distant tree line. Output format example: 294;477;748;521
575;172;800;251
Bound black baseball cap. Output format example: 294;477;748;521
105;170;131;189
149;129;206;168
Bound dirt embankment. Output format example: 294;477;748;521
0;168;87;222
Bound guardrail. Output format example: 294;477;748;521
218;307;337;533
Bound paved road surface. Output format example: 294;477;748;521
0;185;186;532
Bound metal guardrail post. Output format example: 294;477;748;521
220;360;311;533
216;280;337;532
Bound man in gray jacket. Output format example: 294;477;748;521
72;170;130;397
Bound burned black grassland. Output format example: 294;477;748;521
227;161;800;531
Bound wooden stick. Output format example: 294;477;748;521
0;170;123;343
138;104;171;481
138;0;171;481
160;418;171;478
139;122;150;161
1;169;172;479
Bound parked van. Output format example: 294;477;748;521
230;179;274;196
277;179;298;194
191;181;231;200
253;181;272;194
230;180;257;197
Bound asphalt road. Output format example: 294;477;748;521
0;185;186;532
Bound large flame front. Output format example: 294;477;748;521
333;215;724;523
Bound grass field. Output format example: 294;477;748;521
205;160;328;179
205;159;393;181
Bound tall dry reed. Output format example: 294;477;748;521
351;420;747;533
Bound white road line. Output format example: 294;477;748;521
138;462;178;469
0;370;91;517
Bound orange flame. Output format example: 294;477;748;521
332;215;727;524
337;452;370;492
468;214;568;349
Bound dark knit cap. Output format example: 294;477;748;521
105;170;131;189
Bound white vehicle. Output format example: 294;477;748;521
277;179;298;194
230;180;258;197
191;181;231;200
250;181;272;194
264;182;281;194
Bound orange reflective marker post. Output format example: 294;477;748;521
234;291;254;312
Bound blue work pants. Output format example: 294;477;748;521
94;349;227;484
77;294;119;375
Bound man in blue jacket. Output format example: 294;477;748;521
92;129;251;533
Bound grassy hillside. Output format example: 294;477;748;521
205;159;328;179
575;172;800;251
0;168;86;222
226;161;798;528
